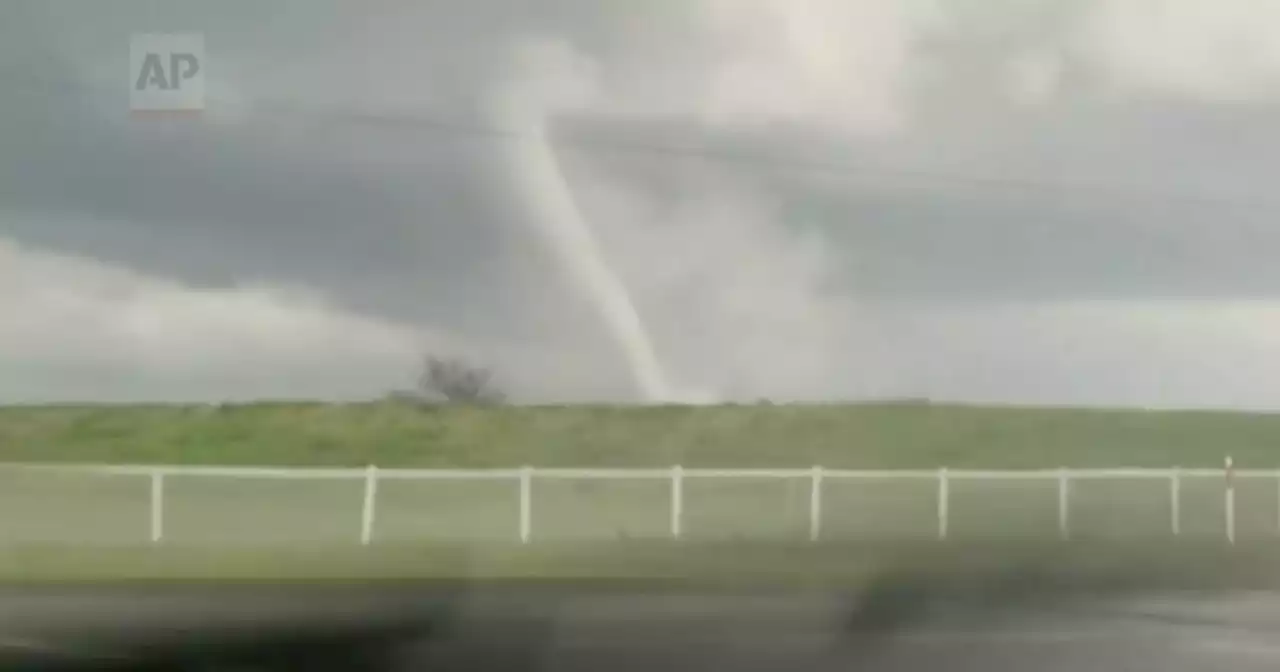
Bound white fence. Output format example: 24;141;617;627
0;458;1265;546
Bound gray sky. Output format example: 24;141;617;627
5;0;1280;407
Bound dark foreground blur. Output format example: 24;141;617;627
2;541;1280;670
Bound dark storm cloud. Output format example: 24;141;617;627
7;0;1280;405
8;0;1280;311
0;0;605;347
564;102;1280;301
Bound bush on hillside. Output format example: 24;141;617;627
416;354;506;405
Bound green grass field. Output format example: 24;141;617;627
0;401;1277;468
1;540;1280;588
0;401;1273;572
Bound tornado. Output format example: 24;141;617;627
503;111;675;403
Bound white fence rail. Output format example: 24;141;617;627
0;457;1264;546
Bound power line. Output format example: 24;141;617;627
11;74;1280;212
232;98;1280;213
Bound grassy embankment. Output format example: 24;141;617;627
0;401;1273;468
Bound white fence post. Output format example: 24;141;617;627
150;469;164;544
1057;468;1070;540
809;466;823;542
937;467;949;540
670;465;684;539
1170;467;1181;536
519;466;533;544
360;465;378;546
1226;456;1236;545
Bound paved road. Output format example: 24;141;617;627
476;590;1280;672
0;584;1279;670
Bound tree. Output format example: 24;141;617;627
417;354;506;405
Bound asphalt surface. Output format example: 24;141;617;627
472;590;1280;672
0;583;1278;670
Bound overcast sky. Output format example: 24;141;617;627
5;0;1280;407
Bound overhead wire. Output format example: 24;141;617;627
9;72;1280;214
